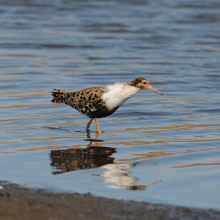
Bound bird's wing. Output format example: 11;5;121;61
65;87;107;110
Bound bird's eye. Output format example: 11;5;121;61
143;82;146;84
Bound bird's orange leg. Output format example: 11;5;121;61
86;118;93;132
95;119;102;134
95;133;100;140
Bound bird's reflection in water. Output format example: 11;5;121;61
50;132;161;190
93;161;161;190
50;146;115;175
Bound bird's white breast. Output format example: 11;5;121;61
101;83;140;109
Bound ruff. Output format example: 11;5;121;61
101;83;140;109
51;77;163;136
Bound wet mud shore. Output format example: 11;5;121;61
0;183;219;220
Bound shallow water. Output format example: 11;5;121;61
0;0;220;209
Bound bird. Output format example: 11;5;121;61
51;77;163;135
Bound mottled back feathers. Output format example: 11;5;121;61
52;87;119;118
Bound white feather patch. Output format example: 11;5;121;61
101;83;140;109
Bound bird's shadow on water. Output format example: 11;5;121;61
42;125;104;137
49;131;162;191
44;125;105;143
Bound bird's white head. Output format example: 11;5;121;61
127;78;163;96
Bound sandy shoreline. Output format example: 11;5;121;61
0;182;219;220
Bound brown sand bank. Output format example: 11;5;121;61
0;182;219;220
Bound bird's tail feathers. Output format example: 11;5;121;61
51;89;69;104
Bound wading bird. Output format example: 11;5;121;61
52;78;163;135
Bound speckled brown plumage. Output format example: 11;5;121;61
52;87;119;119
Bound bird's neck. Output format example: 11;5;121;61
102;83;140;109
